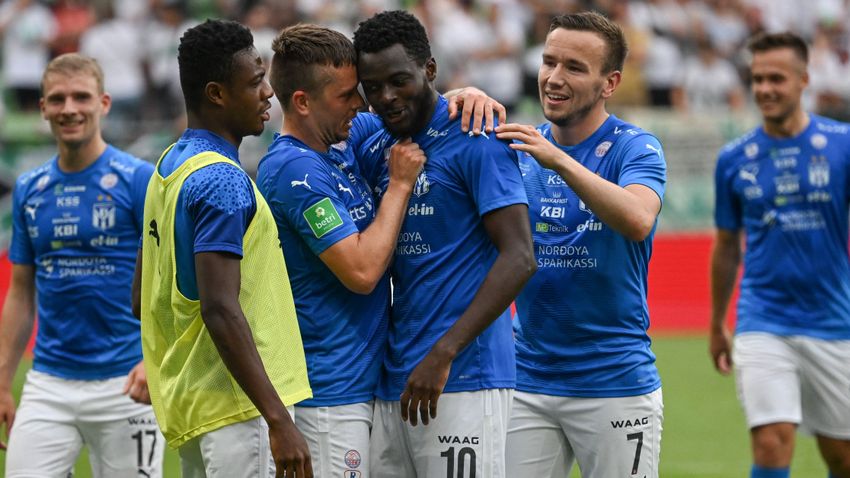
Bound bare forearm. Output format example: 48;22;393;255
0;296;35;390
552;158;657;241
131;249;142;320
434;248;535;360
202;306;290;426
710;242;741;332
351;181;412;283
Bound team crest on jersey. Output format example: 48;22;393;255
35;174;50;191
92;203;116;230
413;171;430;197
344;450;361;468
808;155;830;187
744;143;759;159
343;471;361;478
810;133;828;150
100;173;118;189
595;141;612;158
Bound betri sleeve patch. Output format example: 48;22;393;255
303;197;344;238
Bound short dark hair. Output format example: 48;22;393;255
271;24;356;108
353;10;431;65
550;11;628;73
178;19;255;112
748;32;809;64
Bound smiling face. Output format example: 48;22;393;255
750;47;808;124
538;28;617;128
308;64;365;146
221;47;274;138
40;71;110;150
357;43;437;138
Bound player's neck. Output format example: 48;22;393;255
762;107;809;139
282;118;330;153
550;107;609;147
56;136;107;173
186;110;243;149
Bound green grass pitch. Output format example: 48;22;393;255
0;336;828;477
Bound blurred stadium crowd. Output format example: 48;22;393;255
2;0;850;230
5;0;850;122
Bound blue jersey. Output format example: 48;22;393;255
256;113;387;407
515;115;666;398
157;129;257;300
9;146;153;380
358;96;528;401
715;114;850;339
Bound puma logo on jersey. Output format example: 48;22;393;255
25;204;37;220
645;144;662;156
338;183;354;198
739;169;758;184
149;220;160;247
291;174;311;190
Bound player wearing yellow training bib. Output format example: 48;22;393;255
132;20;314;478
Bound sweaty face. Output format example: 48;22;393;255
538;28;610;127
310;65;365;147
358;43;436;138
40;72;110;150
223;48;274;138
750;48;808;124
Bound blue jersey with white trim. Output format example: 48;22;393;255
9;146;153;380
715;114;850;339
515;115;666;398
257;113;387;406
358;96;528;401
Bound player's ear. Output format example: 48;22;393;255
425;58;437;82
291;90;310;116
601;70;622;100
205;81;226;107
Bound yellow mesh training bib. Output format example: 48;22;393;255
140;150;311;448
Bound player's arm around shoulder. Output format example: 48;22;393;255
496;122;662;241
319;140;425;294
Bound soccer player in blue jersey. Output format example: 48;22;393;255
259;23;511;478
353;10;536;478
133;20;312;478
495;12;666;478
710;32;850;478
257;24;425;478
0;53;164;477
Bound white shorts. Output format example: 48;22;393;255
370;389;512;478
295;401;373;477
733;332;850;438
179;407;292;478
5;369;164;478
506;388;663;478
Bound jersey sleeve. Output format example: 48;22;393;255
130;160;155;236
269;153;359;256
617;134;667;203
714;151;742;231
348;112;384;151
183;162;257;258
8;180;34;265
457;136;528;216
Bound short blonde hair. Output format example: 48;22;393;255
41;53;105;95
